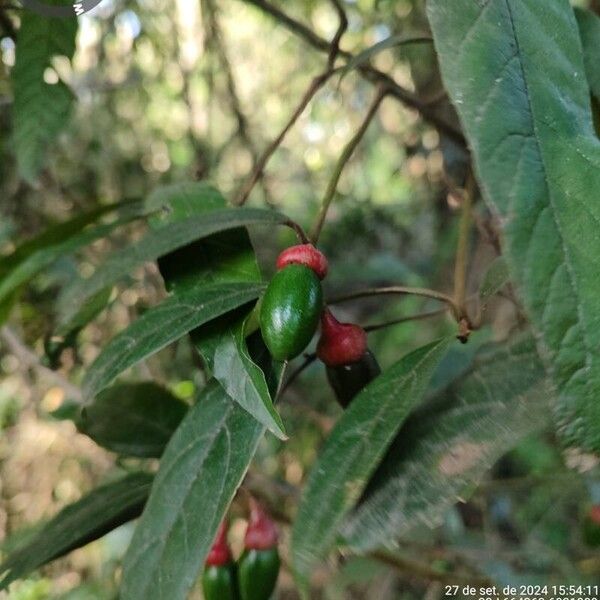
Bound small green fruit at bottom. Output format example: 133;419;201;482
238;547;280;600
202;521;239;600
260;264;323;361
238;498;280;600
202;563;238;600
326;349;381;408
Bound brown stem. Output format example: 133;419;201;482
234;0;347;206
328;286;460;317
204;0;274;202
281;352;317;393
310;85;387;243
453;171;475;318
284;219;311;244
240;0;465;146
364;308;448;332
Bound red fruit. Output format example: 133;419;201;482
244;498;278;551
590;505;600;525
317;309;367;367
206;521;232;567
276;244;328;279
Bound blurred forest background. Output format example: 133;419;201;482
1;0;600;598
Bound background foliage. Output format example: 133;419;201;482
1;0;600;598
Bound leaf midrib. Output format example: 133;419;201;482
495;1;591;383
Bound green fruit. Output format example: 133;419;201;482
202;563;239;600
238;547;280;600
260;264;323;361
326;350;381;408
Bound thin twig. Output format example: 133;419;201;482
0;326;82;401
234;0;348;205
310;85;386;242
284;218;311;244
240;0;465;146
453;170;475;319
325;0;347;69
328;286;460;317
204;0;273;202
281;352;317;393
364;307;448;332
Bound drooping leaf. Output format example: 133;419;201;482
575;7;600;100
0;472;153;590
82;281;264;400
478;256;510;305
150;183;286;439
291;337;452;583
58;206;287;326
0;200;143;320
428;0;600;451
120;380;266;600
340;33;432;79
342;335;551;552
76;382;188;458
197;315;287;439
12;9;77;181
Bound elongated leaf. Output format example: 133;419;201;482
340;33;431;79
291;338;452;582
0;472;152;590
59;207;287;326
198;316;287;439
575;8;600;100
342;335;551;552
82;281;264;400
428;0;600;451
151;183;286;439
479;256;509;304
120;380;265;600
0;200;143;318
76;383;188;458
12;10;77;181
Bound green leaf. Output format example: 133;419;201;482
340;33;432;79
151;183;286;439
76;383;188;458
478;256;509;305
428;0;600;451
82;281;264;400
12;11;77;181
58;206;287;327
197;315;287;439
0;200;145;319
575;7;600;100
0;472;152;590
120;380;265;600
148;182;262;290
291;337;452;582
342;335;551;552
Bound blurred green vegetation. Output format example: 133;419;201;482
0;0;599;598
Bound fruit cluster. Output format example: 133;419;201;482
260;244;380;406
202;500;280;600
